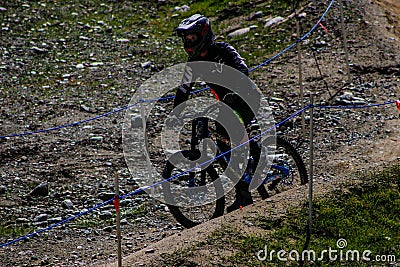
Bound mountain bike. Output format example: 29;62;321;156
161;104;308;228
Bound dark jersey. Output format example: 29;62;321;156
173;42;258;125
174;42;258;125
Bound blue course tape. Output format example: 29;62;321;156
250;0;336;72
1;97;398;247
0;103;137;139
1;1;335;139
315;101;396;109
0;104;311;248
8;0;396;249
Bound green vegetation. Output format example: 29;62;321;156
3;0;318;121
159;165;400;266
72;203;149;228
238;165;399;266
121;203;149;220
0;225;34;239
3;0;309;80
0;203;149;239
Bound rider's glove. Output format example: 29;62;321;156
223;93;239;104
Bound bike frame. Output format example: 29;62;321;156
187;117;292;188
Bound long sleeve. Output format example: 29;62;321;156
173;63;194;108
218;43;249;76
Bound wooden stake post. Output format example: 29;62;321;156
114;171;122;267
297;16;306;137
339;0;351;83
308;95;314;235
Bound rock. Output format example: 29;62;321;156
62;199;74;210
138;33;149;39
145;248;155;254
270;97;284;102
90;136;103;141
76;63;85;69
227;27;251;38
116;38;130;43
314;40;327;47
48;217;63;224
297;12;307;19
0;185;6;194
99;211;113;220
172;5;190;13
79;35;90;41
30;46;48;54
89;62;104;67
34;214;48;222
97;192;115;201
249;11;263;20
102;226;113;232
264;16;284;28
80;105;91;112
335;92;368;105
30;183;49;197
141;61;151;69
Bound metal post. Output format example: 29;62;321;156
114;171;122;267
297;17;305;137
308;95;314;235
339;0;351;83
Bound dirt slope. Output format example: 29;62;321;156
0;0;399;266
105;0;400;266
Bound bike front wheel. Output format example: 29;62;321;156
162;150;225;228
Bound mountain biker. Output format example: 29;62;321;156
172;14;268;212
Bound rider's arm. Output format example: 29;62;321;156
219;42;249;76
173;63;194;108
173;84;190;108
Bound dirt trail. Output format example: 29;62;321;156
377;0;400;36
104;121;400;266
0;0;399;266
105;0;400;266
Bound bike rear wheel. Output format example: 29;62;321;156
262;136;308;194
162;150;225;228
163;137;308;228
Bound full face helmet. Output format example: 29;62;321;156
175;14;215;59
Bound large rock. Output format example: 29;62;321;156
227;25;257;38
30;183;48;197
0;185;6;194
62;199;74;210
264;16;284;28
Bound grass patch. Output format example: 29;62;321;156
158;165;399;266
232;165;400;266
121;204;149;220
2;0;319;107
0;225;34;239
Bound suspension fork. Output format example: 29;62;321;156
188;118;209;187
199;118;209;186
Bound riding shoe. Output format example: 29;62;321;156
226;180;253;213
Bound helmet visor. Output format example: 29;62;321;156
182;33;201;48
